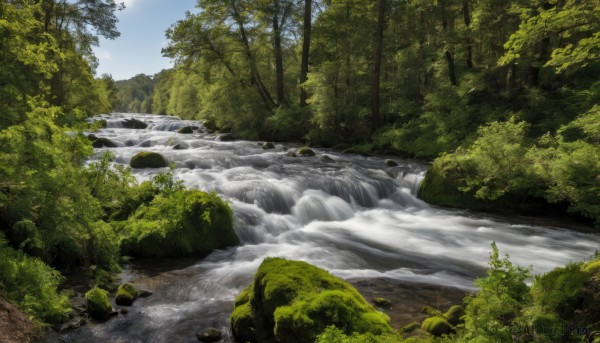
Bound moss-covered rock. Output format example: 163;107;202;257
121;118;148;129
398;322;420;335
372;298;392;308
297;147;315;156
85;287;112;321
203;120;218;133
444;305;465;326
121;189;238;258
130;152;168;169
230;258;392;343
262;142;275;150
421;316;453;337
115;283;138;306
177;126;198;134
92;137;117;148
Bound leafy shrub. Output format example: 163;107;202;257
0;235;71;325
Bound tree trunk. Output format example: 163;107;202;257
372;0;386;129
445;51;457;86
462;0;473;69
299;0;312;107
273;8;285;106
232;4;276;109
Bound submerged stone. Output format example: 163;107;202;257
197;328;223;342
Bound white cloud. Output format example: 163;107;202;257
98;50;112;61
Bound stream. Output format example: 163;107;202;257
48;113;600;343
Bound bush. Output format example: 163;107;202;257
122;189;238;257
230;258;392;343
0;236;71;325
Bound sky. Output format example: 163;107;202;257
92;0;197;81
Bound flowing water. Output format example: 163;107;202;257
49;114;600;343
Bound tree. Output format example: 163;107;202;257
300;0;313;107
371;0;386;129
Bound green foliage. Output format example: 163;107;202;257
85;287;112;320
317;326;404;343
230;258;392;343
0;235;71;325
444;305;466;327
460;243;531;342
121;189;237;257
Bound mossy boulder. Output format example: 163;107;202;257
230;258;392;343
130;152;168;169
398;322;420;334
115;283;138;306
178;126;198;134
85;287;112;321
297;147;315;156
372;298;392;308
92;137;117;148
444;305;465;326
121;189;238;258
421;316;453;337
384;159;398;167
321;155;335;162
121;118;148;129
261;142;276;150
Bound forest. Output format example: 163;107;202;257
1;0;599;342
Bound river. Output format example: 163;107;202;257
48;113;600;343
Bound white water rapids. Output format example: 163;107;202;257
50;114;600;343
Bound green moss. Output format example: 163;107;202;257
230;258;392;343
372;298;392;307
122;189;238;258
398;322;419;334
297;147;316;156
317;326;404;343
115;283;138;306
420;306;441;317
444;305;465;326
421;316;453;337
85;287;112;320
130;152;168;169
231;302;257;343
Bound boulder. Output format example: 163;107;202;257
115;283;138;306
230;258;392;343
121;189;238;258
92;137;117;148
137;289;153;298
87;134;98;141
59;317;86;333
173;142;189;150
197;328;223;342
130;152;168;169
121;118;148;129
178;126;198;134
372;297;392;308
285;151;298;157
321;155;335;162
261;142;275;150
421;316;453;337
297;147;315;157
384;159;399;167
203;120;218;133
85;287;112;321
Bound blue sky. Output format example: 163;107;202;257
92;0;197;81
